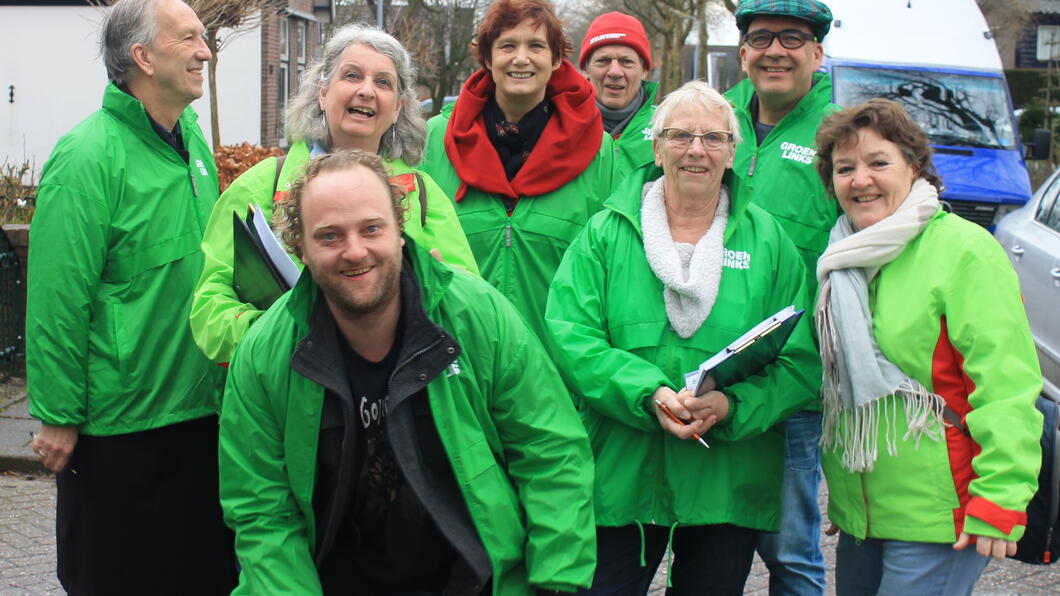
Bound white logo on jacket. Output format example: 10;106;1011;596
446;360;462;378
723;249;751;270
195;159;209;176
780;142;815;165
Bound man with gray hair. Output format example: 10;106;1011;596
27;0;235;592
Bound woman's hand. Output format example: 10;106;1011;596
652;386;710;440
682;390;730;432
953;532;1017;559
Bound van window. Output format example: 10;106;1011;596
832;66;1017;151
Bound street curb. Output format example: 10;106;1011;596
0;453;46;475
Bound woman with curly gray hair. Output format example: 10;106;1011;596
191;23;478;365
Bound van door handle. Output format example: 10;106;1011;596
1051;268;1060;279
1011;244;1025;256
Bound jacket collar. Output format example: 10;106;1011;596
101;81;199;162
604;163;753;244
442;60;604;201
728;72;833;129
287;238;458;400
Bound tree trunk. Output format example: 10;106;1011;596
206;29;221;150
659;14;693;96
696;3;709;84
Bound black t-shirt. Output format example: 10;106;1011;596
316;315;460;594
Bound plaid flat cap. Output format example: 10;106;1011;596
735;0;833;41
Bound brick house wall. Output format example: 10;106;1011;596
1016;11;1060;68
260;0;332;148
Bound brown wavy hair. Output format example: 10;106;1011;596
472;0;572;69
274;149;407;259
815;99;943;197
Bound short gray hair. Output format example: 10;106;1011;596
100;0;164;86
284;23;426;166
652;80;742;146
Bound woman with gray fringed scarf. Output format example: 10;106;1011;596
814;98;1044;596
543;80;820;595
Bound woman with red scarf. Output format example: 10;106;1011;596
421;0;614;341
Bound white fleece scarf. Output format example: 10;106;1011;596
642;178;729;338
816;178;945;472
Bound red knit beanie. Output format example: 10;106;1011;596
579;12;652;70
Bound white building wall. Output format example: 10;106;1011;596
1;5;262;178
192;28;262;149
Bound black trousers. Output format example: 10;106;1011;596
55;415;237;596
583;523;758;596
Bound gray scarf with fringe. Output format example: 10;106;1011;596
815;178;945;472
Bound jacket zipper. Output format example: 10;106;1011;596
188;169;199;197
861;473;871;538
747;153;757;177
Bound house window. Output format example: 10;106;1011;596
280;18;289;61
298;21;307;65
1037;25;1060;61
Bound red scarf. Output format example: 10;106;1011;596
444;60;603;201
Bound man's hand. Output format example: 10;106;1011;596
32;425;79;473
652;386;709;440
953;532;1017;560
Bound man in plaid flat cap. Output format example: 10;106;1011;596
724;1;836;595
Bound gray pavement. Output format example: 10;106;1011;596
0;379;45;476
0;377;1058;594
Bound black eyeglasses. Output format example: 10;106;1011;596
743;29;816;50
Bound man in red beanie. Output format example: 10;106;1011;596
580;12;656;177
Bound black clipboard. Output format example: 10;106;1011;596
683;306;805;396
232;205;299;310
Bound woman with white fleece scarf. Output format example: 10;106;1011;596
814;99;1043;596
544;80;820;595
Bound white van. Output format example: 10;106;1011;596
822;0;1032;228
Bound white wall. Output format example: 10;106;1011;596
1;5;262;178
192;28;261;149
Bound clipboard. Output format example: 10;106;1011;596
683;306;805;396
232;204;300;310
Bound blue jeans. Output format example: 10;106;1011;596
756;410;825;596
836;532;990;595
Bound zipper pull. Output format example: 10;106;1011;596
189;170;199;197
747;154;757;177
504;222;512;247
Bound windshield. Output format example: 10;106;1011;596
832;65;1018;150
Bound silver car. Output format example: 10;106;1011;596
994;168;1060;399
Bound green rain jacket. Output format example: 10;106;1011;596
190;140;478;364
822;210;1043;543
610;81;659;178
421;103;615;341
544;164;821;530
219;240;596;595
27;83;225;435
725;73;840;286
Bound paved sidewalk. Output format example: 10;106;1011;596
1;375;1058;594
1;471;1058;595
0;380;45;476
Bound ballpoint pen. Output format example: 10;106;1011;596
654;400;710;449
